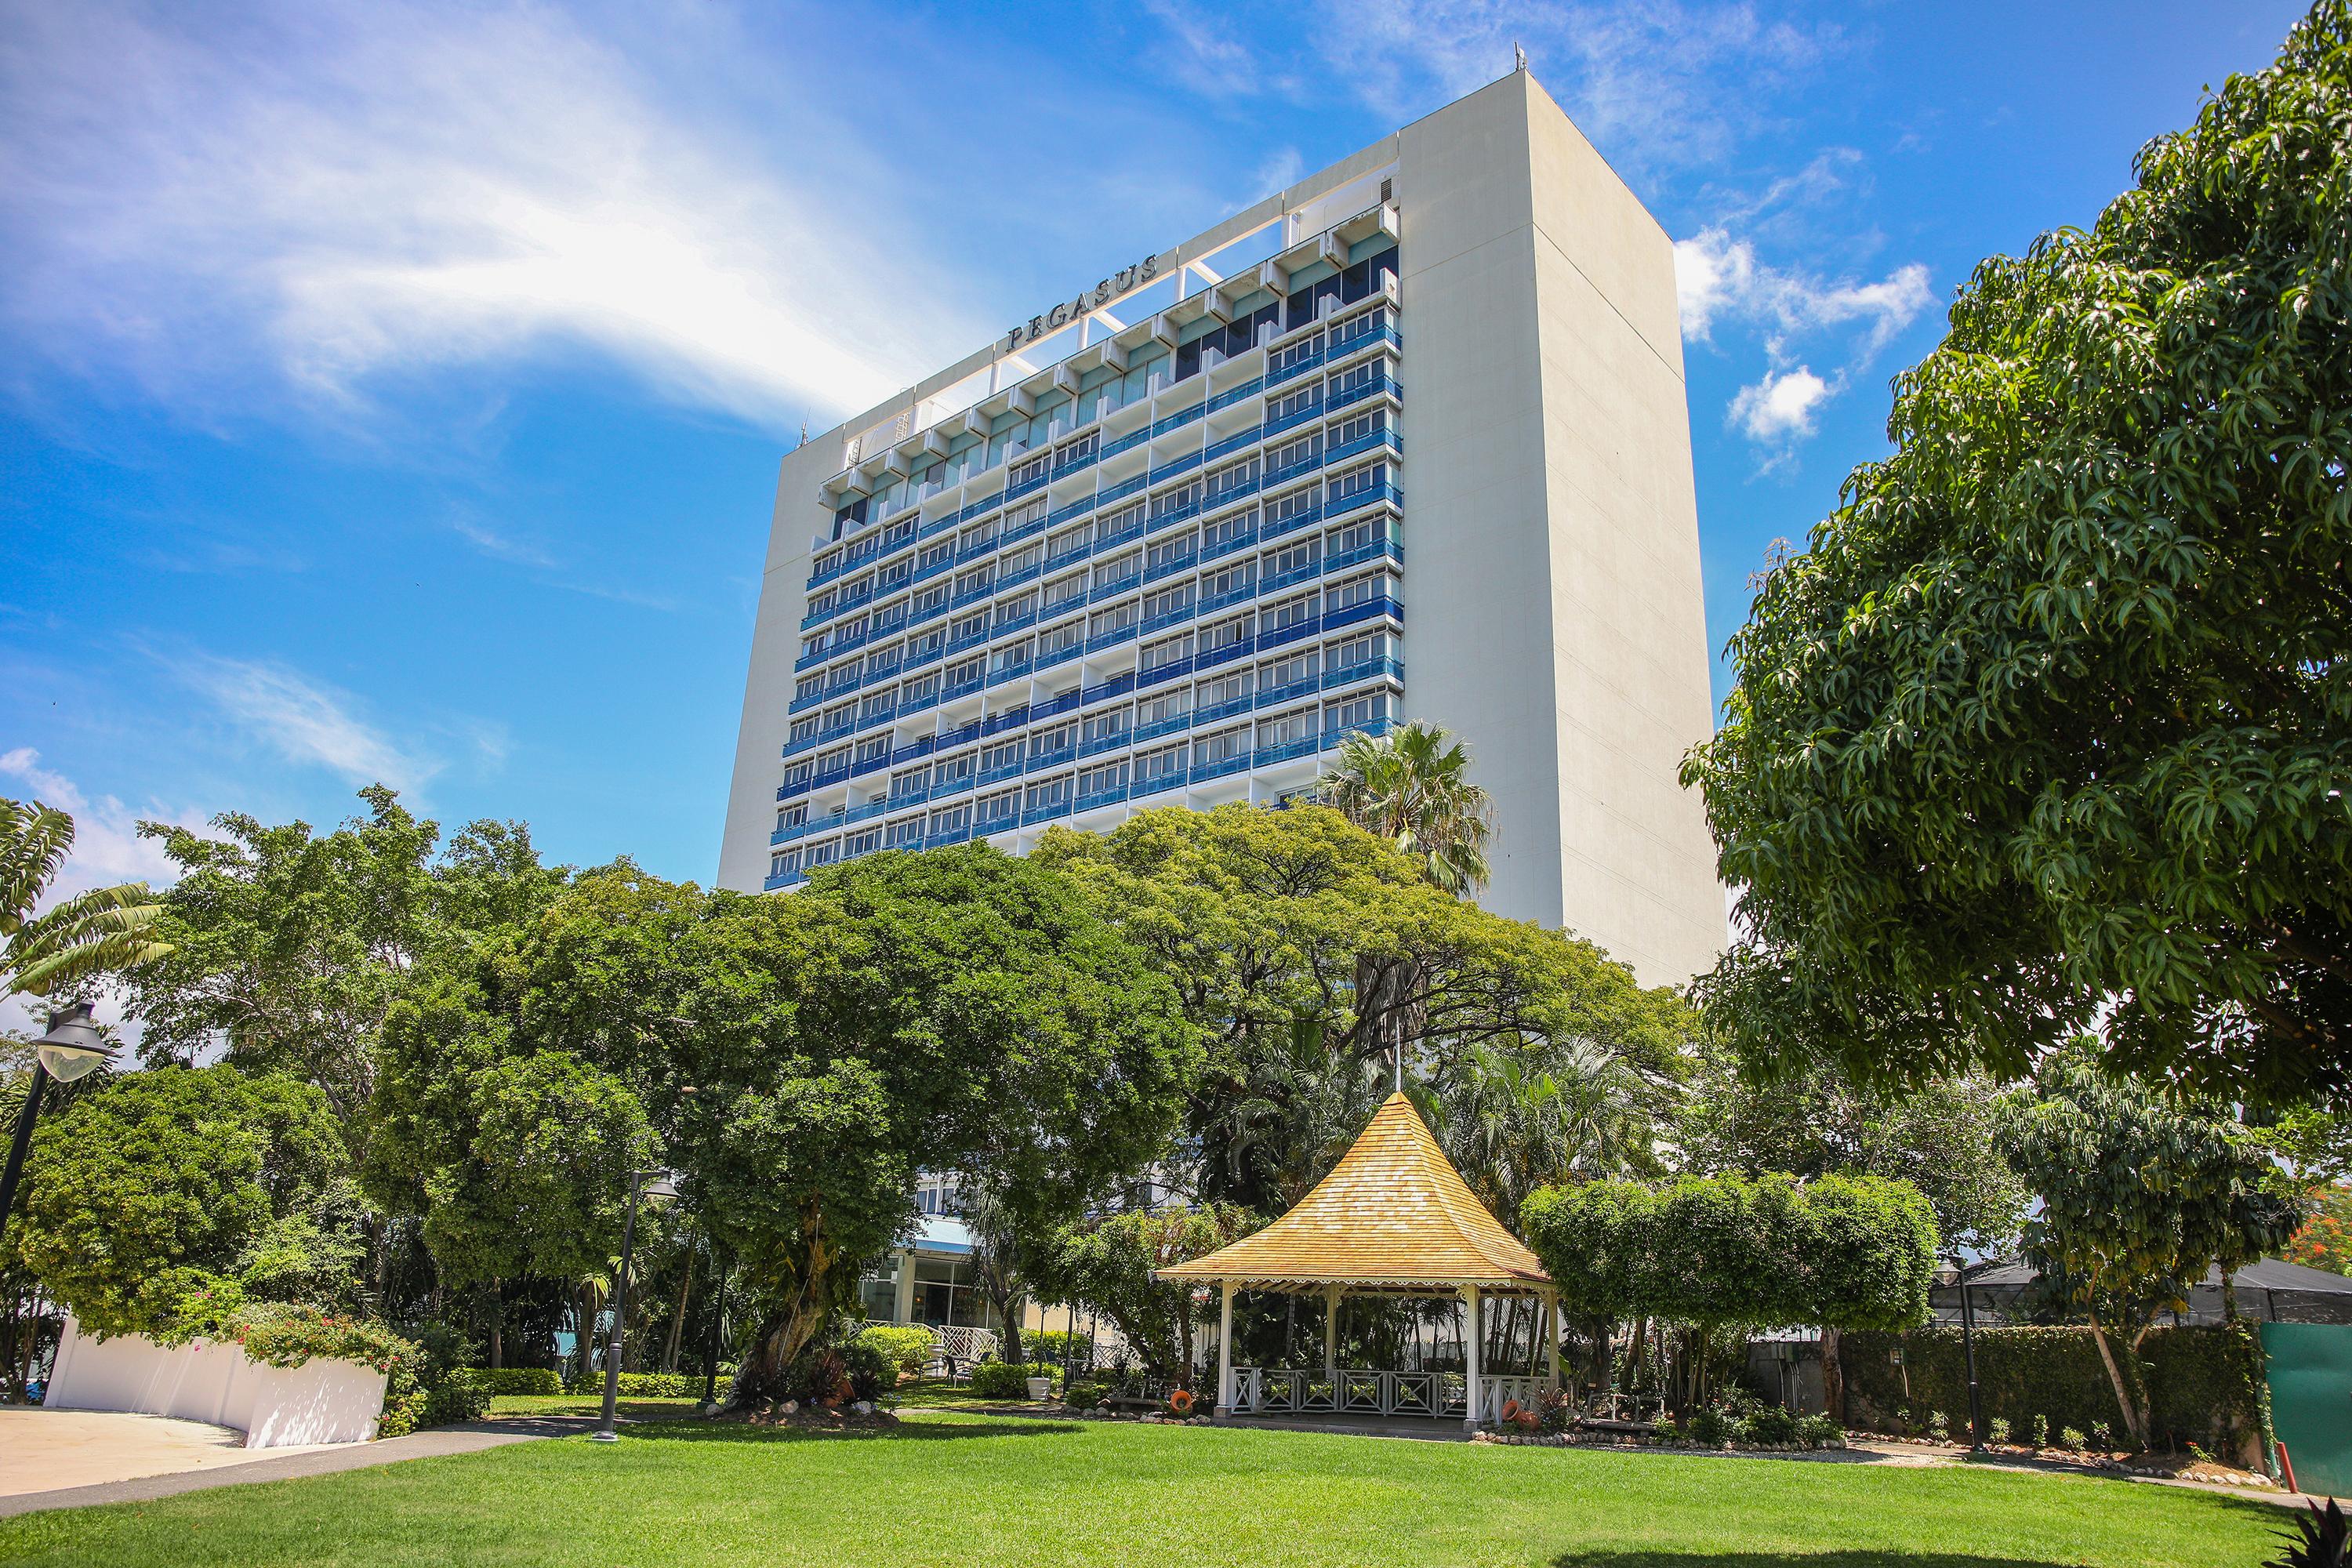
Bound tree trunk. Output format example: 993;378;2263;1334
662;1256;692;1374
2087;1316;2147;1450
488;1281;504;1370
1819;1326;1845;1425
1000;1296;1025;1366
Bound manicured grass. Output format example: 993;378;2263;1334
486;1393;703;1420
0;1410;2283;1567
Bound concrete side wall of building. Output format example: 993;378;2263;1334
45;1316;389;1446
1398;72;1722;987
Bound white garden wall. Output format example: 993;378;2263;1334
45;1316;388;1447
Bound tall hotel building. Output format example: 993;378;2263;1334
720;70;1724;987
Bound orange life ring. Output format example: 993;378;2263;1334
1167;1388;1195;1415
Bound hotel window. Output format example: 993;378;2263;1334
1138;687;1190;728
1044;571;1087;612
1090;601;1138;638
1199;614;1250;658
1325;628;1397;675
1327;688;1392;735
789;714;821;746
813;546;844;579
1259;593;1316;639
1262;537;1318;580
1330;303;1391;352
891;765;930;797
782;760;813;793
934;751;975;790
1204;456;1259;503
1058;428;1100;466
1203;506;1257;557
887;817;924;850
958;522;998;557
955;566;995;599
870;597;909;635
1010;449;1051;488
1327;514;1384;559
1266;431;1321;475
906;625;946;664
1264;485;1319;535
977;788;1021;826
1077;759;1128;797
1024;775;1071;813
837;611;870;642
1269;330;1323;377
1328;355;1385;401
1082;705;1131;747
1134;741;1187;789
1093;550;1142;591
770;847;804;877
902;670;941;706
1145;528;1197;575
980;739;1024;777
845;826;883;858
989;637;1033;675
945;655;985;690
1260;649;1316;695
1326;571;1398;615
855;735;891;767
805;837;840;868
1196;670;1251;713
865;638;904;675
1038;617;1083;660
1200;561;1254;605
858;689;896;724
1001;542;1044;579
1258;707;1316;750
1004;496;1047;533
1047;521;1091;562
918;540;954;572
1192;725;1249;768
929;801;971;836
1142;583;1192;624
1327;407;1385;449
1267;383;1321;426
1150;481;1201;522
1140;632;1193;673
910;583;949;620
1098;500;1145;539
1327;461;1388;510
794;673;824;702
816;743;853;775
808;588;839;619
876;556;913;590
1029;721;1077;760
823;702;855;732
994;590;1038;629
950;611;989;644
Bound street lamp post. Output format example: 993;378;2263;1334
593;1168;677;1443
1958;1261;1987;1453
699;1248;729;1411
0;1004;113;1252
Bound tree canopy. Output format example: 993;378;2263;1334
1681;2;2352;1104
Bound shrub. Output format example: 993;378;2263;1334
422;1370;492;1426
1989;1416;2013;1445
2090;1420;2112;1450
1926;1410;1951;1443
1686;1406;1733;1446
1064;1381;1108;1411
839;1337;893;1402
1893;1406;1912;1436
1744;1405;1797;1445
562;1370;700;1398
854;1323;938;1381
2060;1425;2087;1453
2031;1414;2051;1448
467;1367;561;1397
1793;1413;1843;1449
968;1360;1060;1400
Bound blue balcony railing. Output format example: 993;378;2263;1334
1074;782;1130;812
1079;730;1131;760
973;807;1019;836
1323;655;1404;690
1130;767;1188;798
1190;750;1252;783
1254;735;1321;768
769;819;811;847
1022;799;1074;827
978;760;1025;788
1084;623;1138;654
1194;695;1252;726
1255;677;1318;709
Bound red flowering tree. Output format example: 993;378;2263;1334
2286;1185;2352;1278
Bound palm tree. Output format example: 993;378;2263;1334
1315;721;1494;895
2;797;171;1006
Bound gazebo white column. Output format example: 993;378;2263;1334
1461;1284;1482;1432
1214;1280;1236;1420
1323;1284;1341;1396
1545;1289;1563;1392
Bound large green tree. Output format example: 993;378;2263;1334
1034;805;1700;1214
2;797;169;1004
2006;1043;2307;1446
4;1066;354;1337
1029;1204;1261;1384
1681;2;2352;1104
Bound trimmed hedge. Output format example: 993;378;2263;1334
855;1323;939;1380
968;1360;1060;1399
423;1370;492;1425
1842;1321;2268;1465
467;1367;562;1397
562;1370;702;1398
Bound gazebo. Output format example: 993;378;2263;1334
1160;1092;1559;1432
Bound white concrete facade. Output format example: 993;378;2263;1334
45;1317;389;1447
719;70;1723;987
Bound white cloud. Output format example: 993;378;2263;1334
0;747;200;902
448;514;557;570
173;655;441;796
1726;366;1831;445
1314;0;1839;174
1674;228;1933;354
0;1;988;432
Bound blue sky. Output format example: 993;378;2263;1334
0;0;2312;909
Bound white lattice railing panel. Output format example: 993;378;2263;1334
1231;1367;1521;1418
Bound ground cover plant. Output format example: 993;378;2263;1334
0;1409;2279;1567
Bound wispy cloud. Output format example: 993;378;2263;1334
0;1;989;433
1726;365;1831;446
172;654;441;795
1313;0;1840;175
448;512;557;570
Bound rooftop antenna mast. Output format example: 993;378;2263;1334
1513;41;1527;73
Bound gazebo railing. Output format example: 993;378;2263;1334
1231;1367;1546;1419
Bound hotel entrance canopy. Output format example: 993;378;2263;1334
1159;1092;1556;1428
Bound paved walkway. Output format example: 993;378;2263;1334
0;1410;622;1519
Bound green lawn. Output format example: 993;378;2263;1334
486;1393;704;1420
0;1410;2286;1568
